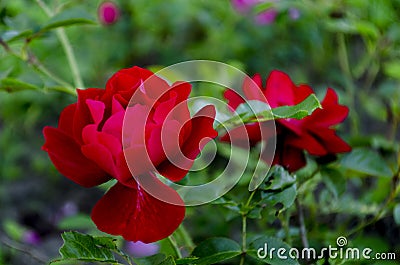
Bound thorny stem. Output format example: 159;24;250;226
35;0;84;89
239;190;256;265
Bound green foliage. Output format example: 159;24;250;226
39;8;95;33
135;254;176;265
1;0;400;264
50;231;130;264
340;147;393;177
222;94;322;129
191;237;241;265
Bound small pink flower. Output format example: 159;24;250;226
255;9;278;25
22;230;41;245
231;0;260;13
98;1;120;25
288;8;300;20
126;241;159;257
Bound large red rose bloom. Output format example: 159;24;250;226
43;66;217;242
222;70;351;172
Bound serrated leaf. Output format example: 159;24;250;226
394;204;400;225
0;78;40;92
175;257;199;264
134;254;168;265
261;184;297;209
259;166;296;191
220;94;321;128
40;8;96;33
340;148;393;177
50;231;120;264
191;237;241;265
270;94;322;120
248;236;299;264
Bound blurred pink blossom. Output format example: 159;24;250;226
231;0;300;25
22;230;41;245
98;1;120;25
255;9;278;25
126;241;159;257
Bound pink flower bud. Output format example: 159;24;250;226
98;1;120;25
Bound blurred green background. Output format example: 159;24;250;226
0;0;399;264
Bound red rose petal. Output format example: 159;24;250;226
224;89;245;111
157;105;217;182
91;180;185;243
310;127;352;154
58;103;76;136
265;70;296;107
43;127;110;187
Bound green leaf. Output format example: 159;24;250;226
325;19;379;38
3;220;26;240
135;254;177;265
260;185;297;216
220;94;321;129
40;8;96;33
175;257;199;264
383;61;400;80
159;256;176;265
211;197;240;212
394;204;400;225
1;29;33;43
134;254;168;265
50;231;122;264
0;78;40;92
340;148;393;177
270;94;322;120
248;236;299;264
191;237;241;265
320;167;346;198
259;166;296;191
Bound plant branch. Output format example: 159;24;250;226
239;190;256;265
35;0;84;89
337;33;359;135
346;166;400;237
176;224;195;252
1;235;48;264
167;235;182;259
296;199;309;249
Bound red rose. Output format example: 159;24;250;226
43;66;217;242
222;70;351;172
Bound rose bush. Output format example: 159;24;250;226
43;66;217;242
222;70;351;172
